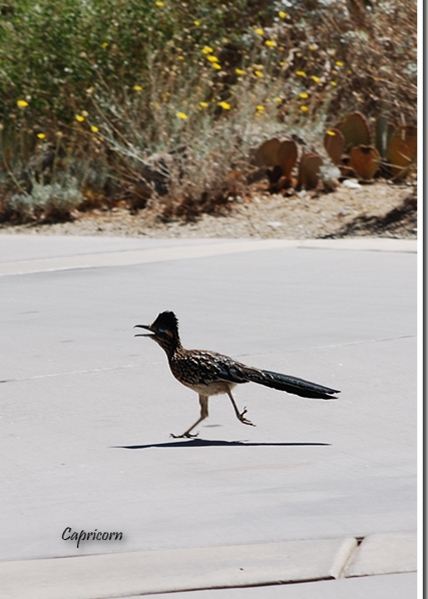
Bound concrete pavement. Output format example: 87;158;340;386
0;235;418;597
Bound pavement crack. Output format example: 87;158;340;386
234;334;415;359
318;334;416;350
0;364;135;384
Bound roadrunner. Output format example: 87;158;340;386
135;311;340;438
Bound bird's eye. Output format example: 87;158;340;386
159;328;173;337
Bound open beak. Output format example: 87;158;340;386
134;324;155;337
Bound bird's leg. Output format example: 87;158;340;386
226;389;255;427
171;394;209;439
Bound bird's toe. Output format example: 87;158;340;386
170;431;199;439
238;410;255;427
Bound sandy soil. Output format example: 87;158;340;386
0;180;417;239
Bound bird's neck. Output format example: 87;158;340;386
156;335;183;360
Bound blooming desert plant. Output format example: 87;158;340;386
0;0;417;222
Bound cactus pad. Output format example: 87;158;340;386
254;138;281;167
323;128;346;165
298;153;323;190
277;139;298;185
335;111;371;148
387;125;417;179
349;145;380;180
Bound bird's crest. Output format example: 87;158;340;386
151;311;179;337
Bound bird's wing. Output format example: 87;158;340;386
182;351;255;385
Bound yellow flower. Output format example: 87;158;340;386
274;97;282;104
254;70;264;78
91;125;99;133
299;92;309;98
102;42;108;49
296;70;306;77
335;61;344;67
207;55;219;63
256;105;265;112
265;40;277;47
37;133;46;139
202;46;213;54
312;75;321;83
300;105;309;112
178;56;185;60
330;81;337;86
309;45;316;51
194;20;200;26
155;1;164;5
218;101;231;110
235;68;245;75
75;114;85;122
212;63;221;70
326;130;336;136
17;100;29;108
279;11;287;18
199;101;209;108
133;85;143;91
255;28;264;35
176;112;188;120
279;61;286;67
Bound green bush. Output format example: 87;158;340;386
0;0;274;120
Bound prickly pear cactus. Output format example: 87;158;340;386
254;138;281;167
386;125;417;179
349;145;380;180
323;128;345;165
335;111;371;148
277;139;298;185
298;153;323;190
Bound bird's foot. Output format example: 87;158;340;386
238;407;255;427
170;431;199;439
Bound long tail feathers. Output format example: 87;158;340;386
248;368;340;400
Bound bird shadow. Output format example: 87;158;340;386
113;439;331;450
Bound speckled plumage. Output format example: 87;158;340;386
135;311;340;438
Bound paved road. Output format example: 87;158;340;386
0;235;418;597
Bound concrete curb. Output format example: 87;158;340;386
0;533;416;599
346;532;418;577
0;237;417;277
0;537;356;599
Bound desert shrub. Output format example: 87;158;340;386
4;177;83;222
0;0;417;222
